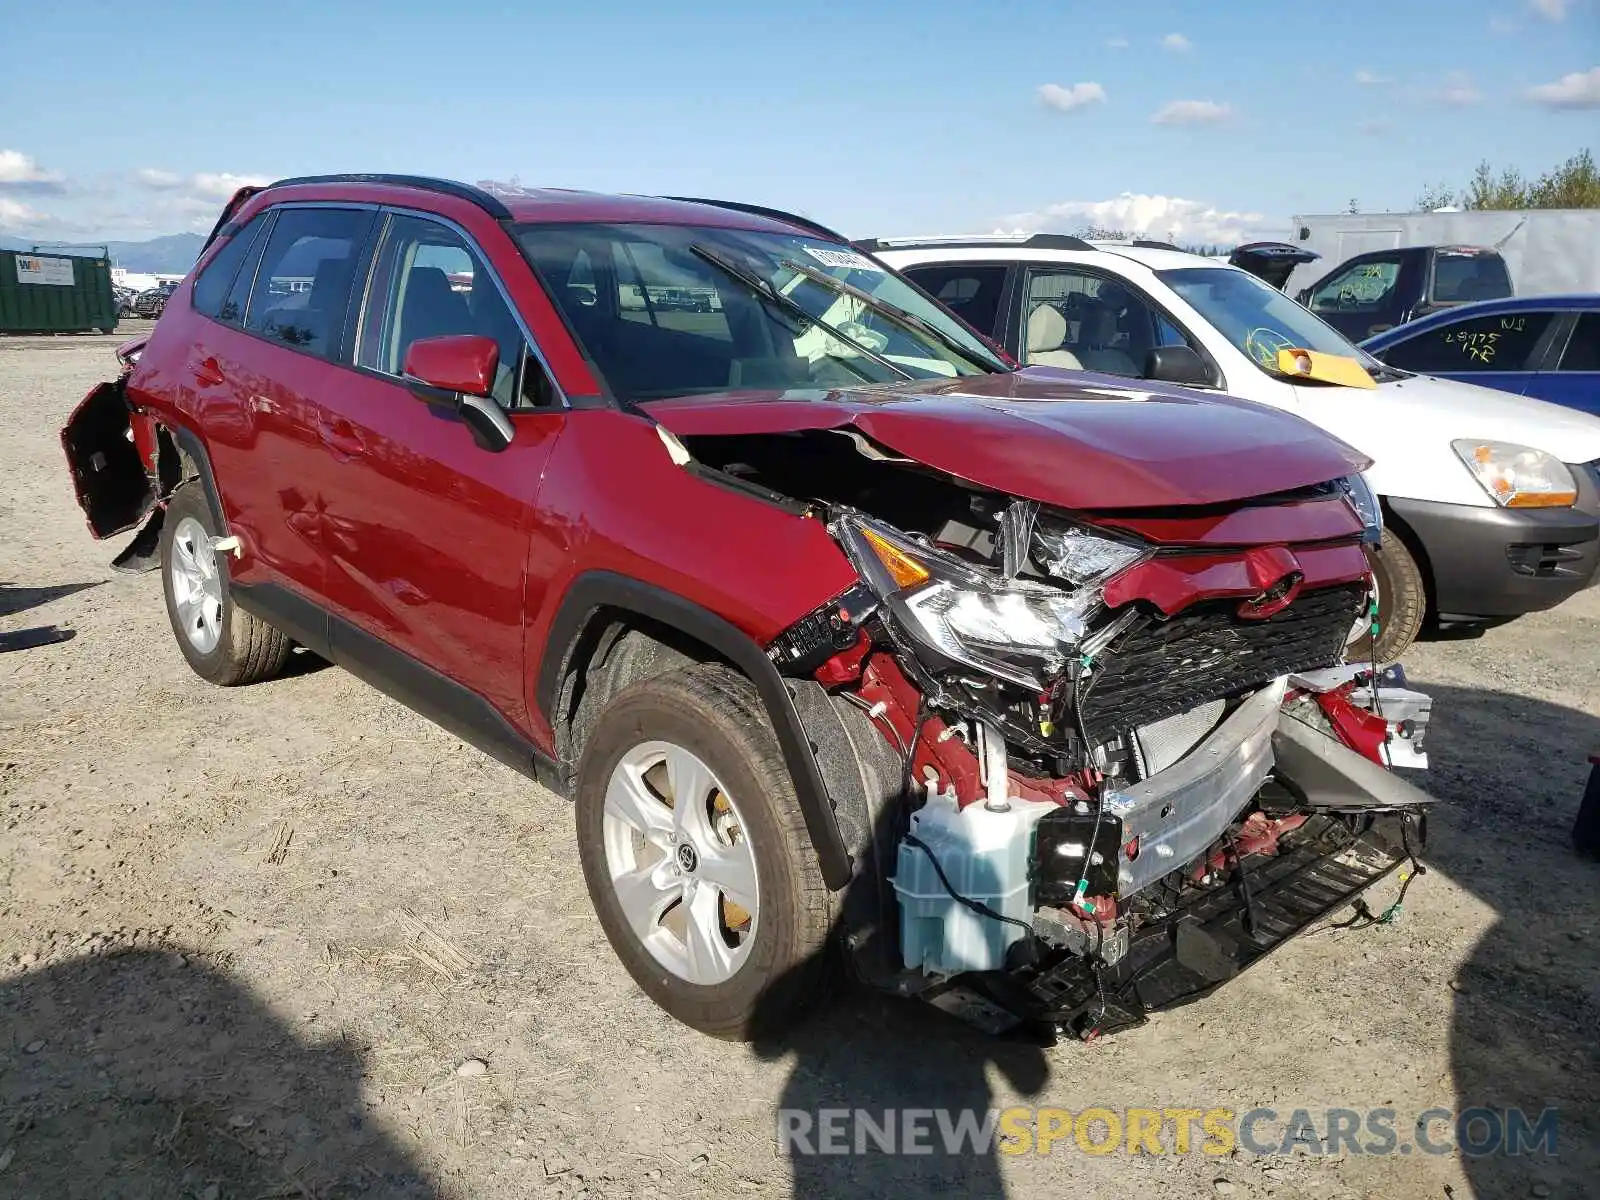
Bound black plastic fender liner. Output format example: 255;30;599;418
168;426;229;531
536;571;856;889
787;681;908;981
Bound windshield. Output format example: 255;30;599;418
515;222;1008;402
1159;266;1382;379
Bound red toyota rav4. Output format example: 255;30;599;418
62;175;1432;1040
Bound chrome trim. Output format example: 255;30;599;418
1103;678;1285;896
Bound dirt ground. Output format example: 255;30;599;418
2;327;1597;1200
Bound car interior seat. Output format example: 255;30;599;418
396;267;474;368
1072;303;1138;376
260;256;353;354
1025;304;1083;369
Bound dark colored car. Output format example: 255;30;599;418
1297;245;1512;342
1362;294;1600;418
60;175;1431;1041
1228;241;1321;290
131;279;178;319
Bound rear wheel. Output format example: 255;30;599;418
160;484;291;685
1347;537;1426;664
574;664;834;1040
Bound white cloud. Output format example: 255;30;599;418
191;172;272;198
1151;99;1233;125
0;149;65;191
135;168;184;189
1438;73;1483;106
1354;69;1390;85
993;192;1270;246
1105;35;1129;49
1037;82;1107;112
0;196;49;229
1527;65;1600;108
1529;0;1571;20
1161;33;1192;51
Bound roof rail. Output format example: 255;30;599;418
266;174;514;221
1130;238;1184;252
854;232;1095;253
660;197;847;242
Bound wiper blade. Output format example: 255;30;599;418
688;244;911;381
778;256;1008;373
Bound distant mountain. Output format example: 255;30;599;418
0;231;205;274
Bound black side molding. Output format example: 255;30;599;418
232;581;331;662
537;572;854;889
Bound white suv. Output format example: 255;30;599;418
870;234;1600;660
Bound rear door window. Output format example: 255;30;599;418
243;207;375;359
1379;311;1555;373
1428;252;1512;305
192;213;268;322
900;264;1009;337
1558;312;1600;371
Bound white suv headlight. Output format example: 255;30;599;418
1451;440;1577;508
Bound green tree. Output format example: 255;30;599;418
1421;149;1599;211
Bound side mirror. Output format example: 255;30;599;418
402;334;514;452
1143;345;1214;388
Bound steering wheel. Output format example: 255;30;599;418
835;319;890;354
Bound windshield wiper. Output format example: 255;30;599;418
777;257;1008;373
688;244;911;382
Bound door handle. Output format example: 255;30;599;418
318;416;366;459
188;356;225;387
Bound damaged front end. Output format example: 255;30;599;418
737;432;1432;1039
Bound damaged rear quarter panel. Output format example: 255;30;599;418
59;377;157;539
520;409;860;744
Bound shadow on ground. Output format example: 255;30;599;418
0;581;99;620
0;950;435;1198
1420;684;1600;1199
743;680;1600;1199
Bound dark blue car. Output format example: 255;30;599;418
1361;295;1599;418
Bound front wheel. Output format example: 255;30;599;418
574;664;835;1040
1347;537;1427;664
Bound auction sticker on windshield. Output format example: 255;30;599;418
802;245;881;272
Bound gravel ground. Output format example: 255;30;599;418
2;328;1597;1200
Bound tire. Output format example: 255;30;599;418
575;663;835;1040
160;484;291;686
1347;537;1426;664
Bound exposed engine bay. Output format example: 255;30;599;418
695;425;1436;1039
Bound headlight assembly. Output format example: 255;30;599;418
1337;473;1383;543
835;514;1110;689
1452;440;1577;508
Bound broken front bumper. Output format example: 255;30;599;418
1105;680;1284;898
921;704;1434;1039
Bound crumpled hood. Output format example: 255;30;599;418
647;368;1370;510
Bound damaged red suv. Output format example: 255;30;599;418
62;176;1433;1040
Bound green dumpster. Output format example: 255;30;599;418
0;248;119;334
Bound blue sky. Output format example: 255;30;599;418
2;0;1595;245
